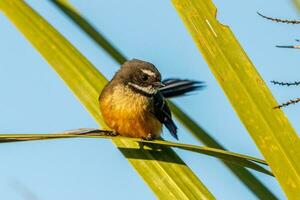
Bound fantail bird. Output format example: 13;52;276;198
99;59;204;140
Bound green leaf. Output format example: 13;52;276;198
292;0;300;13
0;130;273;176
169;102;278;199
50;0;127;64
172;0;300;199
49;0;278;198
0;0;215;199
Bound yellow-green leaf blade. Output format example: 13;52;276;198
172;0;300;198
292;0;300;13
0;132;273;176
50;0;127;64
0;0;215;199
169;101;278;199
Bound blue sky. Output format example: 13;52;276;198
0;0;299;199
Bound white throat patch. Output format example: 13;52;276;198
128;82;156;95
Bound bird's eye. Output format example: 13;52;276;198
142;74;149;81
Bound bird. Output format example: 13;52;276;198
99;59;204;140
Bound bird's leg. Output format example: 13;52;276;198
141;133;154;141
139;133;153;150
139;134;163;151
104;130;119;136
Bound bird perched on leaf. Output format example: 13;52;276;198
99;59;204;140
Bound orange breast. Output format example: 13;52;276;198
99;85;162;138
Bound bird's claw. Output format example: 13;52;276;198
104;131;119;137
141;133;154;141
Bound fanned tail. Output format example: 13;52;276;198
160;78;205;98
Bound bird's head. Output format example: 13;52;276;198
114;59;164;96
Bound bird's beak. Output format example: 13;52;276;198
153;82;165;88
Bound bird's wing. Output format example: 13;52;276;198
160;78;205;98
150;92;178;140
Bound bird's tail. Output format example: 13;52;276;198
160;78;205;98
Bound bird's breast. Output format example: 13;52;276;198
99;85;162;138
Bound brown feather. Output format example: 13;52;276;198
99;85;162;138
